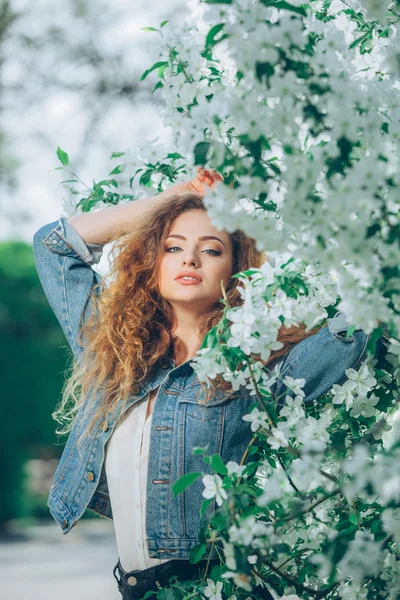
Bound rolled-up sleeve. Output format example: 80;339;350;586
33;215;104;361
272;315;369;406
41;216;104;265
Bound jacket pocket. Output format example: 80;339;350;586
179;383;238;420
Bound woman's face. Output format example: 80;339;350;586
158;209;233;314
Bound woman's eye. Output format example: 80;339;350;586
166;246;221;256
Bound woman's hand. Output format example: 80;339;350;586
161;168;223;198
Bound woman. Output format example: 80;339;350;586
33;169;368;600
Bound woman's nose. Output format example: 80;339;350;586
180;246;198;266
182;252;198;267
183;258;197;266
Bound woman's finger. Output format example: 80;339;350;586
197;167;223;182
207;169;224;181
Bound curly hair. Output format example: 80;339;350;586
54;192;322;447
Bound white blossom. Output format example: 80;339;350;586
202;474;228;506
282;376;306;398
349;393;379;418
242;407;270;432
203;578;223;600
226;461;247;478
336;531;381;584
220;571;253;592
222;541;237;571
90;3;400;595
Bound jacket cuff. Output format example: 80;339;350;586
42;216;104;265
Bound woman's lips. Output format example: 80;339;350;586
175;278;202;285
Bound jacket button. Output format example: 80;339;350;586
101;421;108;431
127;576;137;586
52;239;58;245
61;519;68;529
86;472;95;481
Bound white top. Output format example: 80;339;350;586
104;391;170;572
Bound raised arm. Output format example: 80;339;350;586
32;168;222;361
66;167;223;246
33;216;105;362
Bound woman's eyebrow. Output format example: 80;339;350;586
166;234;225;247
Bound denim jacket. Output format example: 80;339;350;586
33;216;369;560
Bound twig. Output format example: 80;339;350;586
275;549;308;570
245;357;276;426
220;278;230;307
277;454;301;494
351;498;361;528
280;487;341;523
239;435;257;467
251;562;338;599
201;535;217;585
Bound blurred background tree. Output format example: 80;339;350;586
0;1;19;191
0;0;185;534
1;0;181;236
0;240;68;532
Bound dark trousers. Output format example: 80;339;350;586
113;557;275;600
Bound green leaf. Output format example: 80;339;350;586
172;472;202;496
367;323;385;355
96;179;118;188
346;325;357;339
349;512;358;525
349;35;367;50
156;589;176;600
141;27;158;32
210;453;228;475
248;445;259;456
152;81;164;94
140;61;168;81
110;152;126;159
193;446;209;455
200;497;214;517
200;324;218;349
161;20;169;28
205;23;227;50
266;456;277;469
255;61;275;84
141;590;157;600
59;179;78;184
167;152;184;160
189;543;207;564
108;165;124;176
331;429;347;452
371;518;383;534
57;146;70;166
158;63;168;78
139;169;153;186
381;122;389;134
194;141;211;165
260;0;307;16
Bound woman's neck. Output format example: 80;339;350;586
172;333;203;366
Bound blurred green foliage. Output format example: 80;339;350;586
0;240;69;530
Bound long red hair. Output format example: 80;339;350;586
54;193;321;445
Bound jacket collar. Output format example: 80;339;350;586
139;357;195;394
